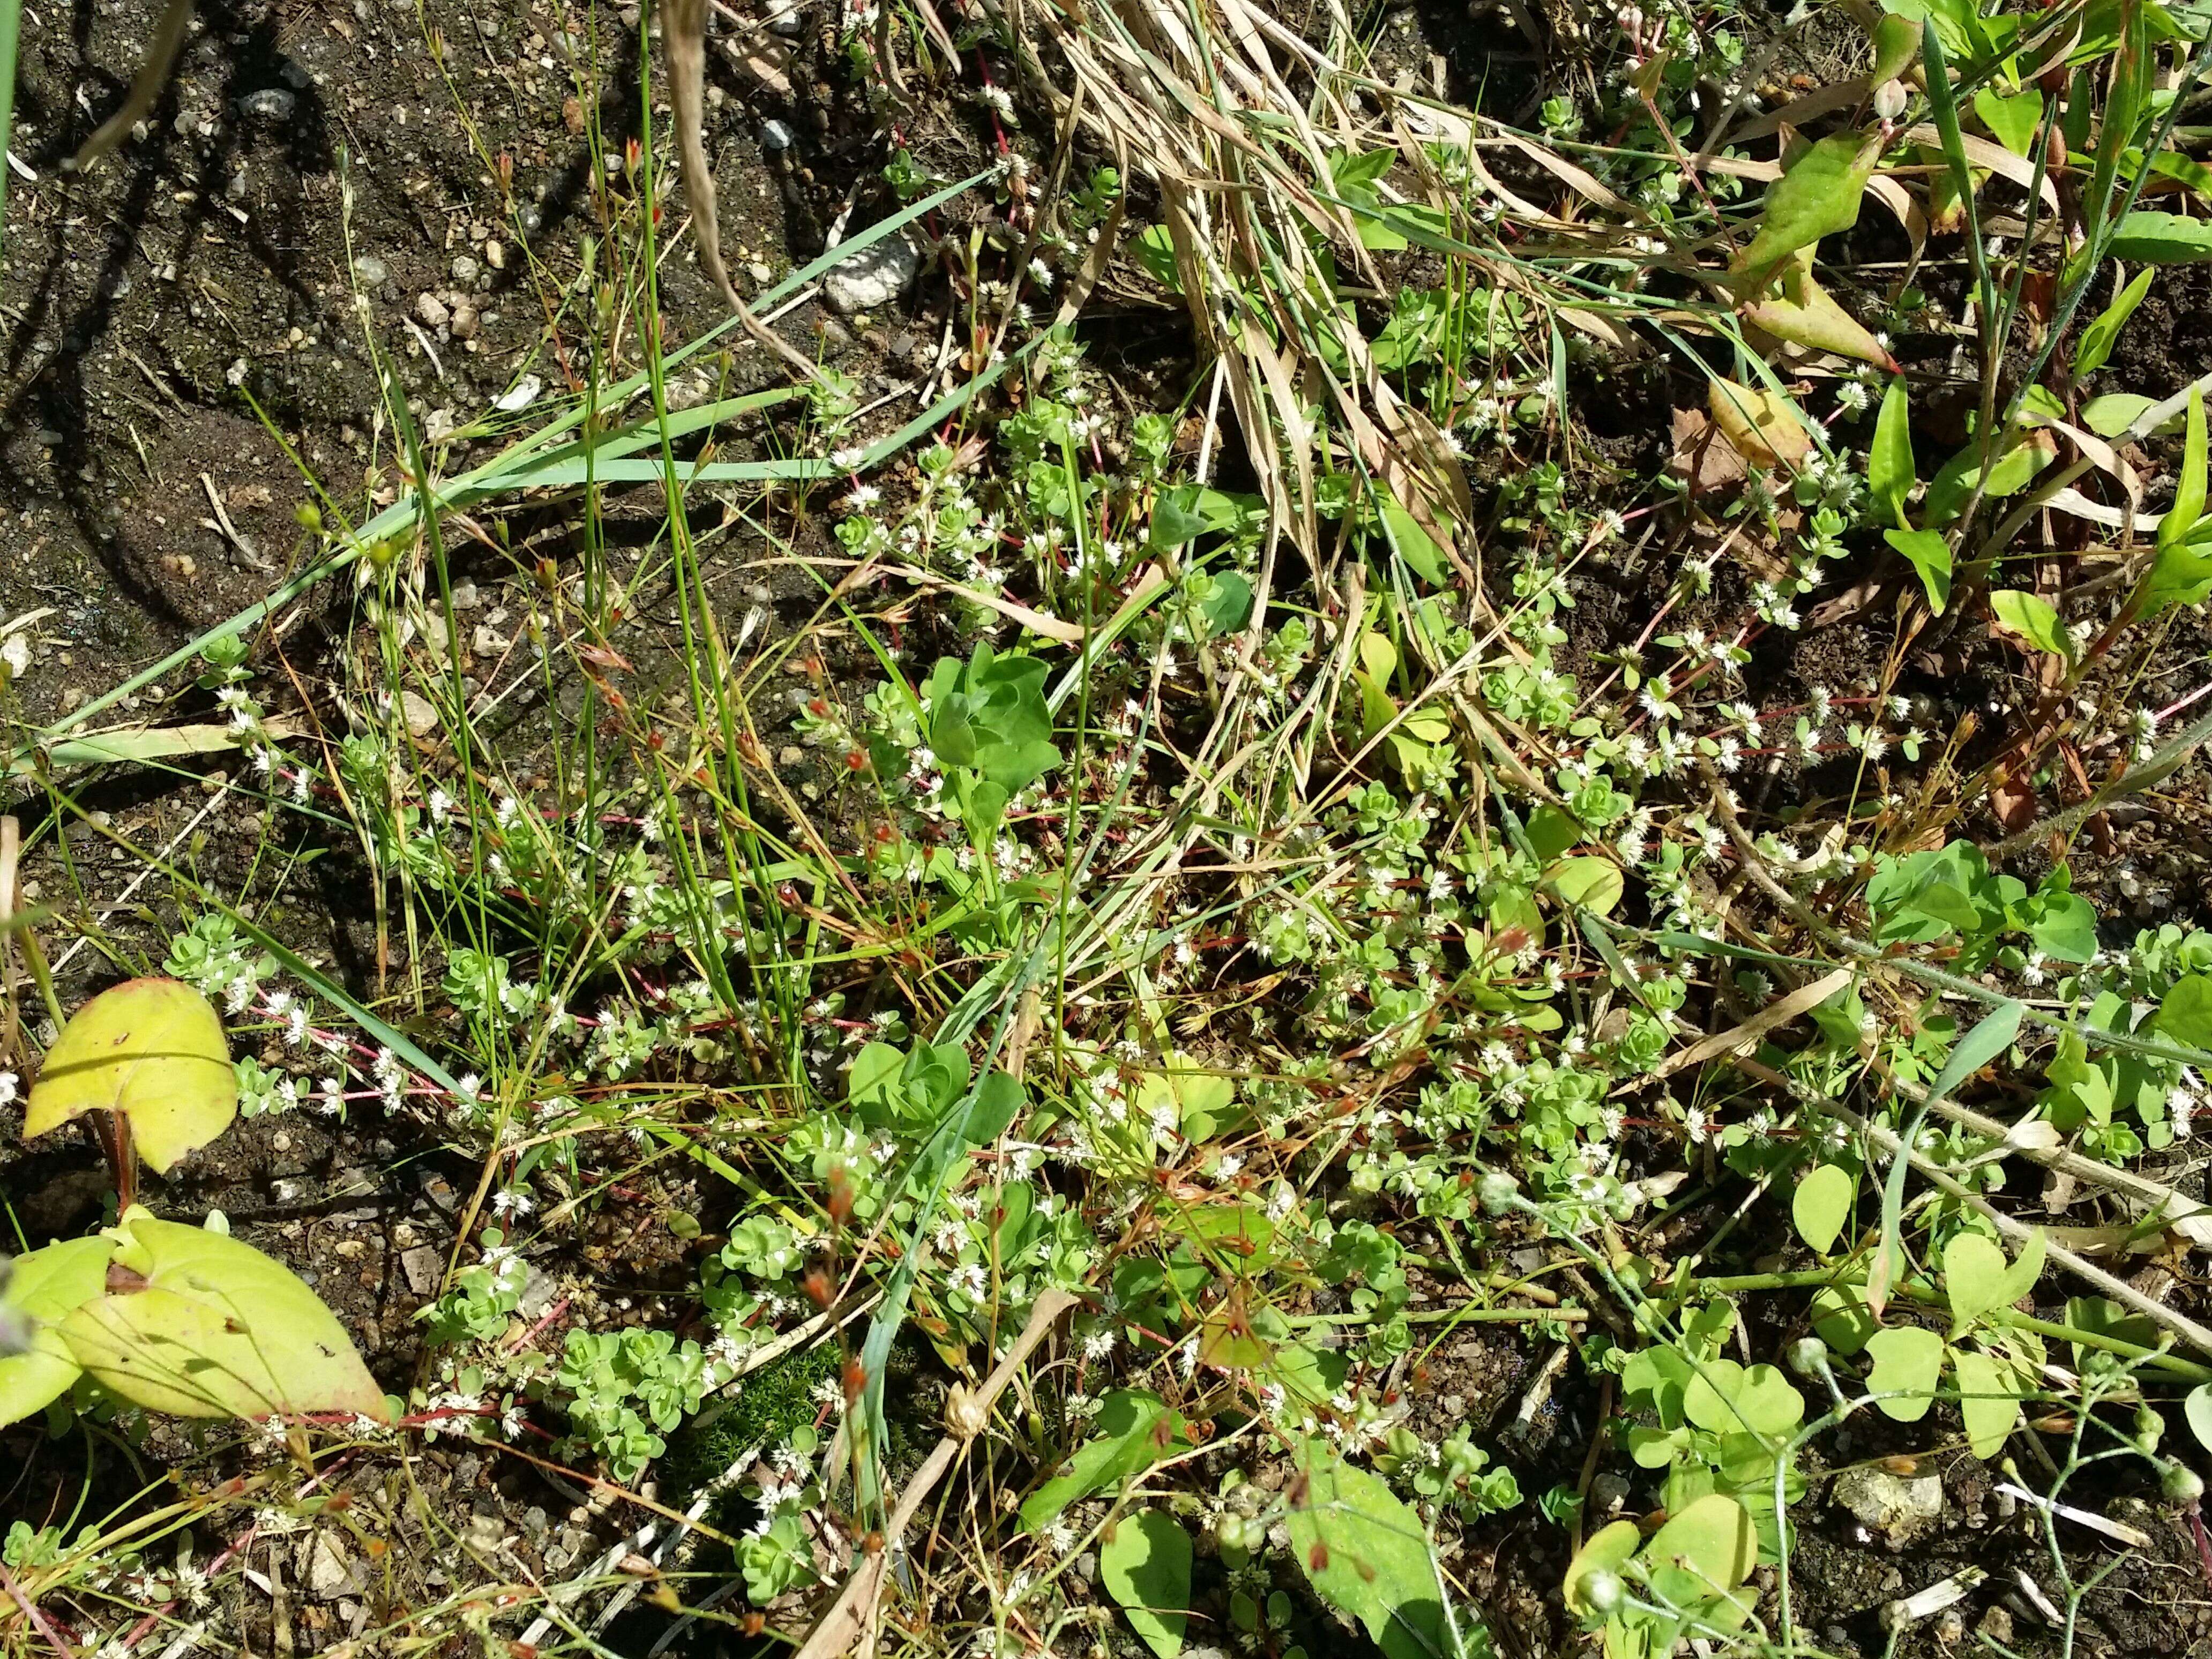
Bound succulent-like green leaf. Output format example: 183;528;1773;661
24;978;236;1174
59;1208;388;1422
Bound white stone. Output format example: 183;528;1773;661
822;236;918;314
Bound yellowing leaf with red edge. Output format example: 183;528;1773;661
58;1207;390;1422
1709;380;1814;469
1744;261;1901;373
24;978;235;1173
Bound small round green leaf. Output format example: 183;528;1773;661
24;978;236;1174
1792;1163;1855;1256
1864;1325;1946;1422
1101;1509;1192;1659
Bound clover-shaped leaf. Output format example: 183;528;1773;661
24;978;236;1173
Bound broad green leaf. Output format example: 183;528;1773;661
1944;1232;2016;1332
2076;266;2156;377
1870;12;1922;81
964;1071;1026;1146
1379;499;1449;586
1997;1228;2046;1307
1989;590;2073;660
2139;539;2212;615
58;1207;389;1422
1736;131;1884;284
0;1236;115;1428
1924;431;2057;525
1020;1391;1179;1531
2154;974;2212;1048
1546;856;1624;917
1564;1519;1641;1616
2083;393;2159;438
1812;1283;1878;1356
1792;1163;1855;1255
1685;1359;1803;1438
1884;528;1953;613
1972;88;2043;156
24;978;236;1174
1101;1509;1192;1659
2187;1382;2212;1456
1864;1325;1946;1422
1284;1440;1448;1659
1643;1493;1758;1611
1526;805;1583;863
1885;0;1992;59
2108;211;2212;264
2030;893;2098;963
1200;571;1254;634
1869;377;1915;528
1743;270;1898;370
1951;1346;2022;1457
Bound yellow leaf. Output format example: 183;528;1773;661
1708;380;1814;469
24;978;236;1173
59;1208;389;1422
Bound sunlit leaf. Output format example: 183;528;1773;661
1869;377;1915;529
1101;1509;1191;1659
2076;266;2155;377
59;1207;389;1422
1735;130;1884;285
2108;211;2212;264
1864;1325;1945;1422
1792;1163;1855;1256
1708;379;1813;468
0;1237;115;1428
1951;1345;2022;1458
1884;528;1953;614
1020;1391;1184;1532
1989;590;2073;660
24;978;236;1174
1284;1439;1448;1659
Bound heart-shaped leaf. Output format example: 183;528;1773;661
59;1207;389;1422
0;1236;116;1428
1951;1345;2022;1458
1793;1163;1856;1256
24;978;236;1174
1101;1509;1192;1659
1864;1325;1946;1422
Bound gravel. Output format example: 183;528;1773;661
823;235;919;315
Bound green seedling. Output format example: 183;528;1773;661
0;978;387;1430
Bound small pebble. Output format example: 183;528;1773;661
452;254;480;285
415;292;451;328
240;88;296;123
354;253;388;286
